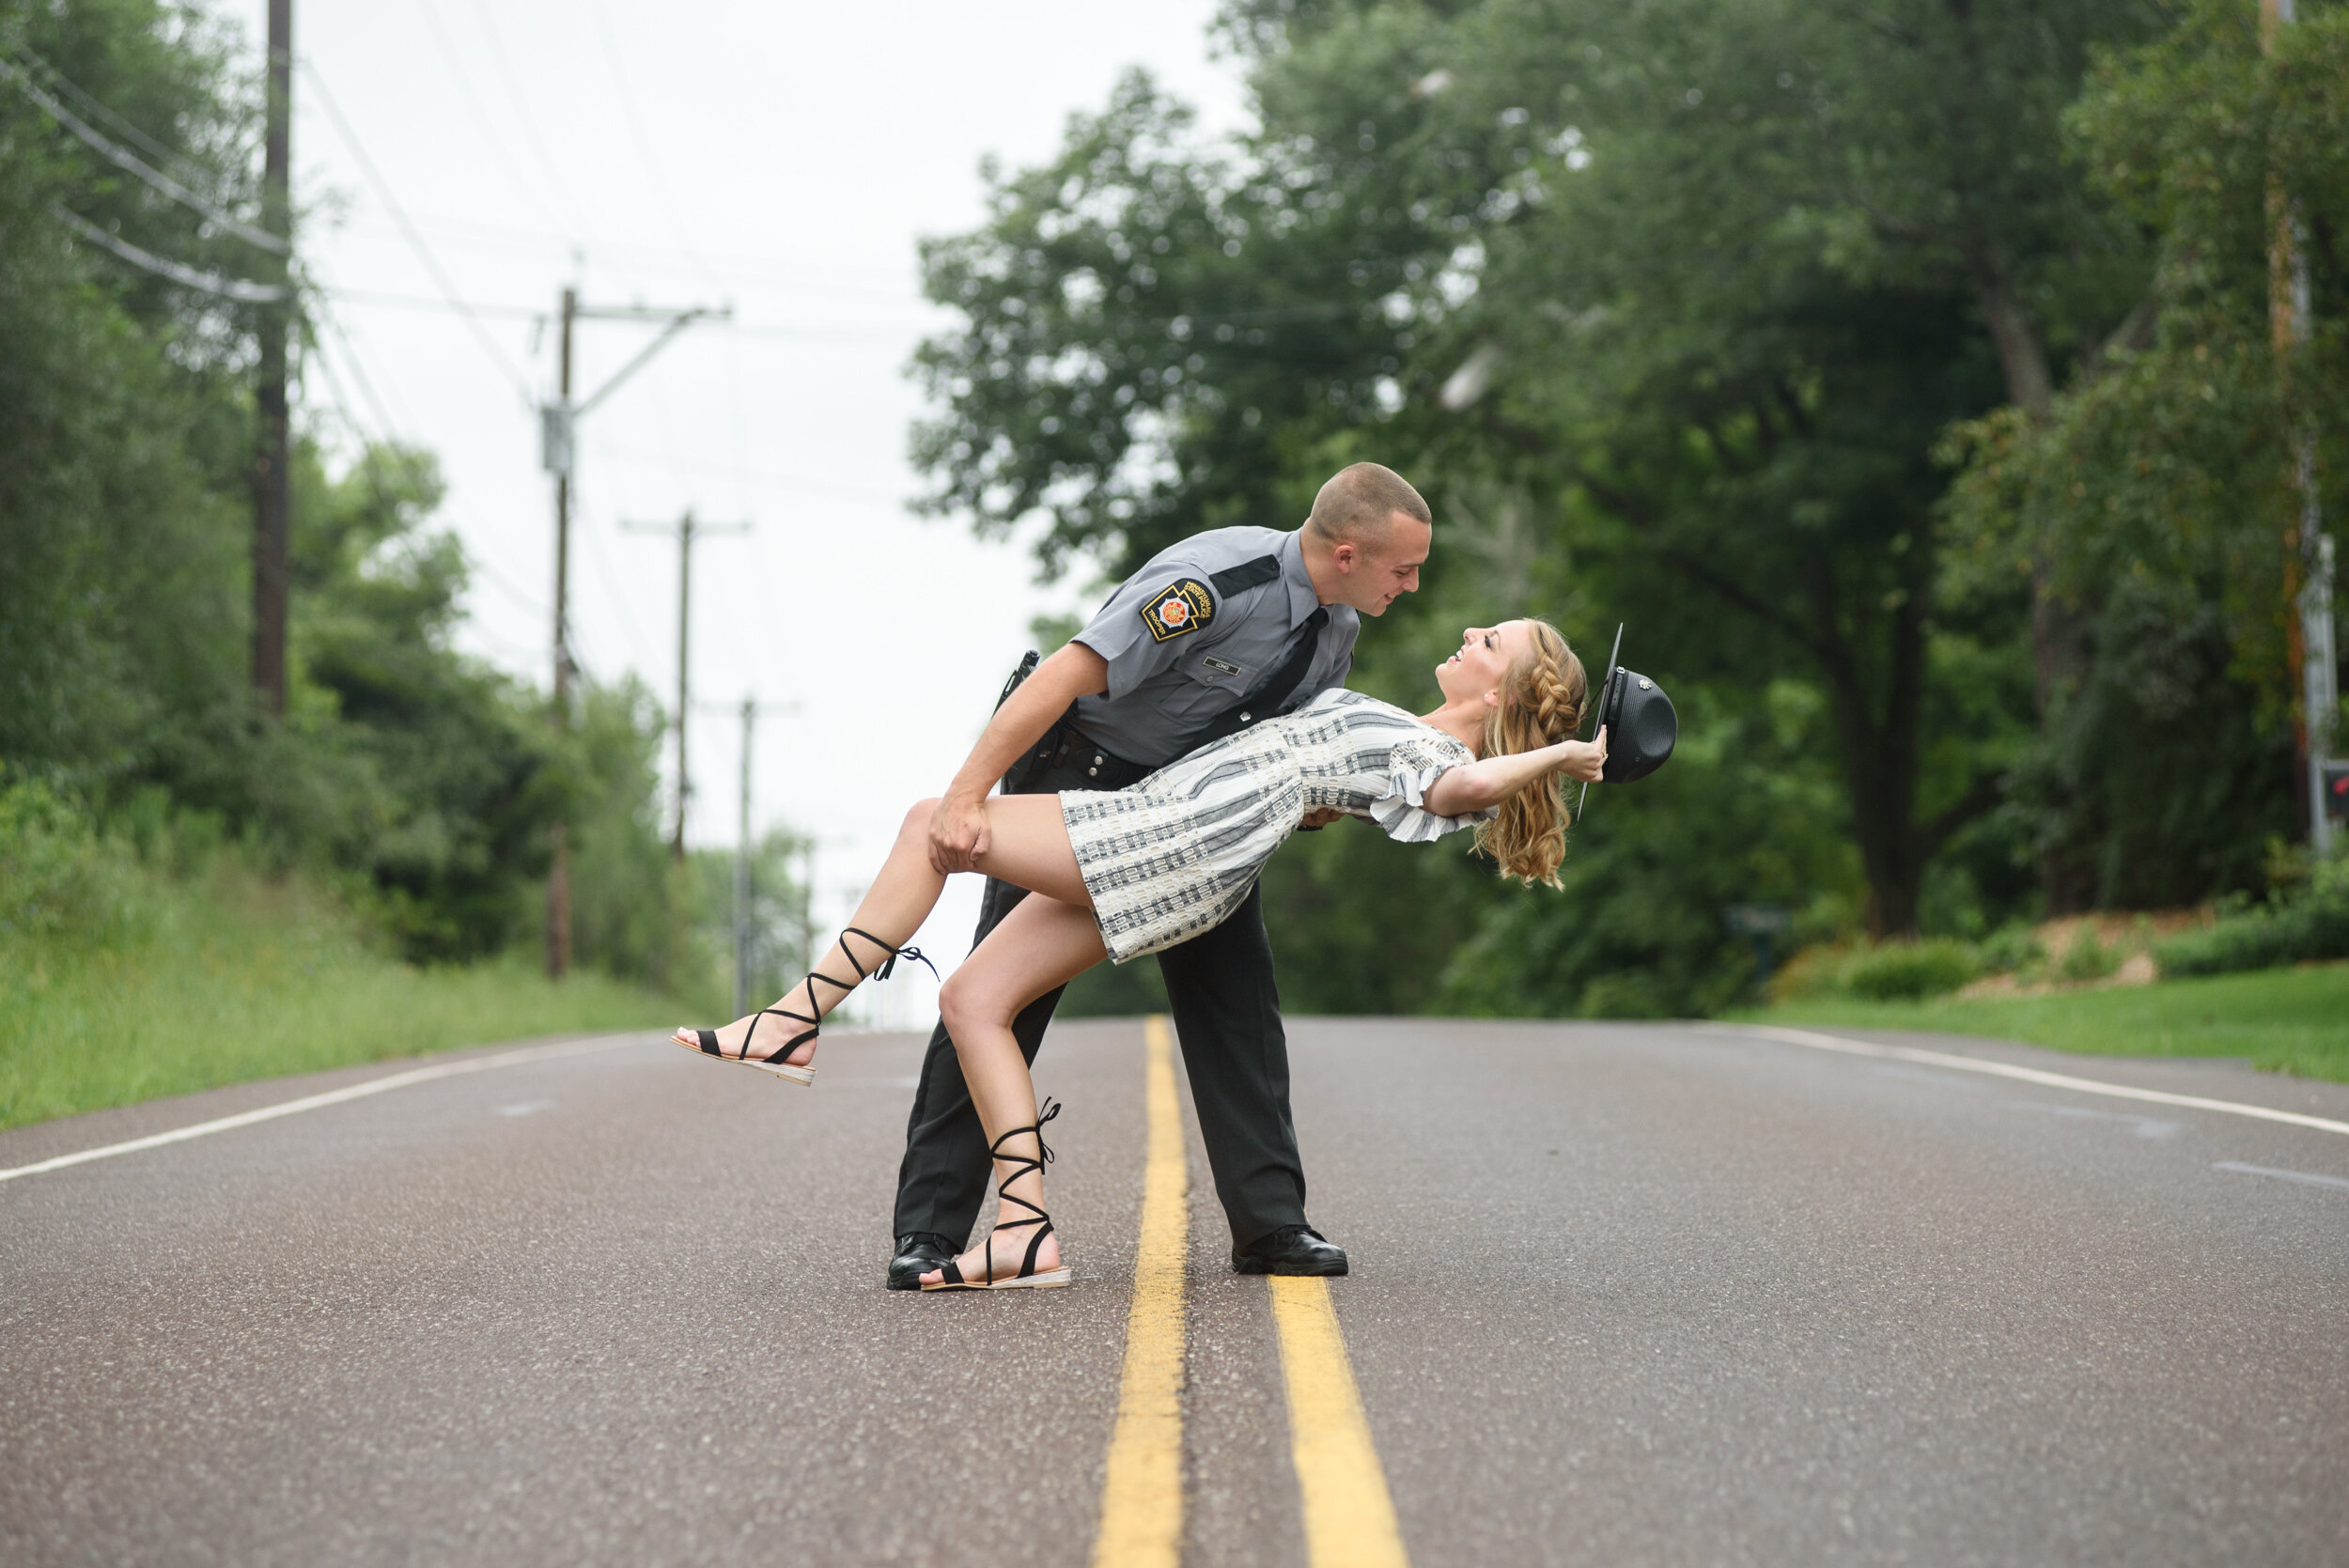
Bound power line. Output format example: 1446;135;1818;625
302;318;376;452
589;442;904;505
583;0;722;293
408;0;566;237
300;57;536;401
321;284;901;345
301;293;554;627
303;319;381;437
305;290;411;442
463;544;552;622
8;44;229;194
323;284;540;320
331;211;918;298
51;204;285;301
726;318;910;344
574;493;659;676
296;309;558;669
726;332;750;518
3;54;286;254
460;0;593;239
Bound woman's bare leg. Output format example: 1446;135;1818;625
921;891;1110;1285
673;793;1089;1066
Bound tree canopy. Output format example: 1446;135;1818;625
921;0;2348;1016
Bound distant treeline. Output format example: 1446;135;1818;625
921;0;2349;1019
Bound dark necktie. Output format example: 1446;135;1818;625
1181;605;1330;753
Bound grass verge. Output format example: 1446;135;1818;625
1731;965;2349;1084
1;869;680;1132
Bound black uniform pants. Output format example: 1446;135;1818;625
891;757;1307;1250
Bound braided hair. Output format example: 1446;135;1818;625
1470;618;1587;887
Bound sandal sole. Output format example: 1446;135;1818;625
992;1268;1072;1289
673;1034;815;1086
919;1267;1071;1292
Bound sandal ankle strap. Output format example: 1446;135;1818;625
739;931;940;1068
836;926;939;984
981;1099;1063;1281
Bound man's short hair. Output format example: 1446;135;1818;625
1305;462;1431;548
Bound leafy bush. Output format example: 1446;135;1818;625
1976;924;2046;975
2055;927;2121;984
1843;939;1981;1001
0;779;138;941
2155;857;2349;976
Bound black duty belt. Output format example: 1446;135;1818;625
1026;715;1152;791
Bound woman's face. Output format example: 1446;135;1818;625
1437;620;1532;706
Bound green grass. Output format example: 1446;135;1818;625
1;867;681;1131
1731;965;2349;1083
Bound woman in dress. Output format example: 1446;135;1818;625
675;617;1605;1289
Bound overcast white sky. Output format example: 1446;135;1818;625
269;2;1252;1024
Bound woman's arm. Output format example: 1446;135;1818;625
1422;726;1608;818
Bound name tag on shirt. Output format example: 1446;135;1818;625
1199;655;1247;681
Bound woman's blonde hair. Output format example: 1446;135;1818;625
1471;618;1587;888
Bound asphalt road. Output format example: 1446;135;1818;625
3;1017;2345;1566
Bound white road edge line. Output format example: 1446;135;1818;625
0;1035;643;1185
1711;1024;2349;1140
2214;1161;2349;1192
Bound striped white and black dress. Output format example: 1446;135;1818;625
1059;687;1496;963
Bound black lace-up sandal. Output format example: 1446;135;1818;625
674;926;936;1087
923;1099;1069;1290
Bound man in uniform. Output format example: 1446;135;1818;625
886;461;1435;1289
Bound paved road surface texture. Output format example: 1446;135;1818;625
3;1017;2345;1566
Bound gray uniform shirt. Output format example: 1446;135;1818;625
1069;526;1360;769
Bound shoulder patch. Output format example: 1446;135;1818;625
1207;554;1283;598
1141;578;1215;643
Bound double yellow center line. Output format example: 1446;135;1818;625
1092;1017;1190;1564
1092;1017;1409;1567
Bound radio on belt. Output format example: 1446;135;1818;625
1577;622;1677;816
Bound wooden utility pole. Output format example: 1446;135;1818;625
543;287;578;977
696;696;793;1017
2263;0;2336;855
537;293;730;975
624;511;749;857
250;0;292;714
735;696;754;1016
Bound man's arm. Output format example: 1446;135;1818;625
926;642;1111;873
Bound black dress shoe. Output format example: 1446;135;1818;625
1232;1223;1348;1277
886;1232;959;1291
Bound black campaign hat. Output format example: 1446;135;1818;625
1596;664;1676;783
1576;625;1677;814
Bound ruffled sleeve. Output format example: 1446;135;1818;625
1364;730;1494;843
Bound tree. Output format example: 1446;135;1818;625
914;0;2171;943
1943;0;2349;904
0;0;262;783
0;1;712;989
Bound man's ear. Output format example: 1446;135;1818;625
1330;540;1360;573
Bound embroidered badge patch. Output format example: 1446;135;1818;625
1141;579;1215;643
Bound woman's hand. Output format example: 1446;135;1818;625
1555;724;1607;784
